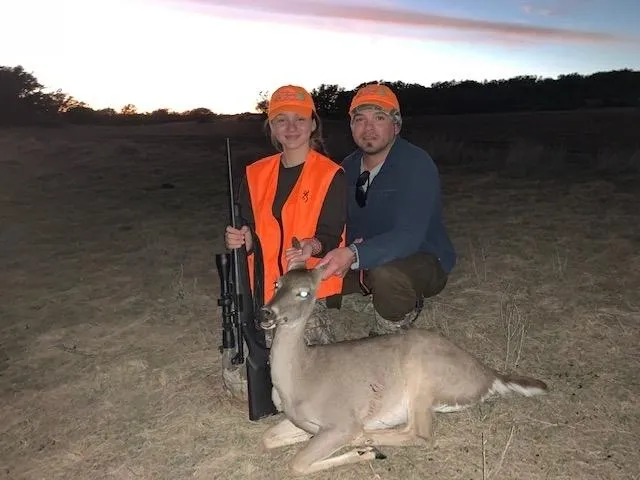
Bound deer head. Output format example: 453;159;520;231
260;237;327;331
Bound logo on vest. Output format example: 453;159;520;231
302;190;310;202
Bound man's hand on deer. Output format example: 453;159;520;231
315;247;353;278
316;238;361;279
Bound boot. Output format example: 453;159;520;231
368;297;424;337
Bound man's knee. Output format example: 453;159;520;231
367;263;416;321
417;254;448;298
365;252;448;321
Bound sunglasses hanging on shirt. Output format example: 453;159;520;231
355;170;370;207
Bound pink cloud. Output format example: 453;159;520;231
179;0;634;45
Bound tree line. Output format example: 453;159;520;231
0;65;218;126
1;64;639;127
301;69;640;117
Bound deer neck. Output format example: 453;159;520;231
269;320;310;397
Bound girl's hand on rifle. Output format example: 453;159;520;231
225;225;253;252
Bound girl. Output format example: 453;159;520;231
223;85;346;399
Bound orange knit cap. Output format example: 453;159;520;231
268;85;316;120
349;83;400;116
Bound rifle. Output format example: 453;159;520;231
215;137;278;421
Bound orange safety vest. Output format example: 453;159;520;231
245;149;346;303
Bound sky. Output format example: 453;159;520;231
1;0;638;114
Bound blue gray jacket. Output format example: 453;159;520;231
343;136;457;274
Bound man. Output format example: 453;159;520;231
318;83;457;335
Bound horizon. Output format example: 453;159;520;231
2;0;639;115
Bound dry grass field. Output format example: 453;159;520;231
1;110;639;480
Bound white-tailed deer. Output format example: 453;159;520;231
259;258;549;476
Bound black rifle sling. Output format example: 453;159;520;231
249;225;266;338
244;222;277;420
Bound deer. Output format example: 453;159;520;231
259;246;549;476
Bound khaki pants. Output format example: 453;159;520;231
333;251;448;323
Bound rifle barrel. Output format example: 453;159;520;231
226;138;245;366
226;137;237;230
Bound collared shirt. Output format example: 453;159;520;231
359;157;385;192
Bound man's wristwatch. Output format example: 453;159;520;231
347;243;358;262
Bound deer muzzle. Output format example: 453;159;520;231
259;306;277;330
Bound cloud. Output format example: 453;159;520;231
179;0;631;45
521;0;590;17
521;4;553;16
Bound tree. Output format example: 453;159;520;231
184;107;216;122
186;107;214;116
120;104;137;115
255;90;269;115
49;89;88;112
0;65;48;123
0;65;42;99
151;108;170;116
65;105;98;123
311;84;346;116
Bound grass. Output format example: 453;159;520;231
1;110;639;479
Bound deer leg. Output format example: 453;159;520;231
262;418;312;450
358;412;433;448
272;387;283;412
289;425;383;476
358;422;431;447
360;387;435;448
409;382;436;447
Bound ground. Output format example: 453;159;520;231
1;111;639;479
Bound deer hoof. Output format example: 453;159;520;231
357;447;386;460
373;448;387;460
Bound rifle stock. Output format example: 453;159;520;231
216;138;278;421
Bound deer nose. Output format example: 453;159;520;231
260;306;274;320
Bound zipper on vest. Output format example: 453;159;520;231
276;217;285;276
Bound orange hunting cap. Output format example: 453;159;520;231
349;83;400;116
268;85;316;120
